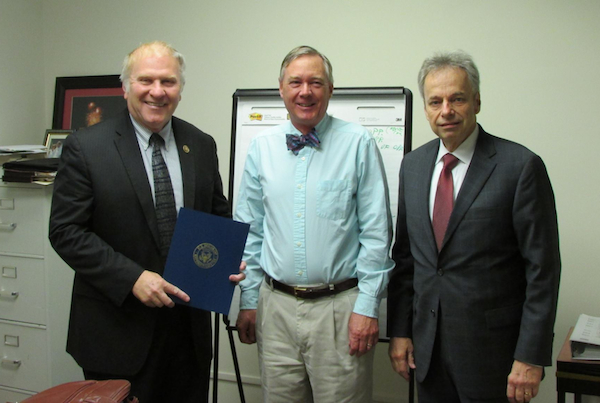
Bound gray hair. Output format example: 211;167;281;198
120;41;186;93
279;45;334;85
418;50;480;98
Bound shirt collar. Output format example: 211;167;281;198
130;115;174;151
436;124;479;165
286;114;331;137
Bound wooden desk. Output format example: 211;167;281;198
556;328;600;403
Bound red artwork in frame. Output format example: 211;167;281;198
52;75;127;130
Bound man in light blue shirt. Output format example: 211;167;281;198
235;45;394;402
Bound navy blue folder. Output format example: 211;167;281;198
163;208;249;315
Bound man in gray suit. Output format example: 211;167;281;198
387;51;561;403
50;41;243;403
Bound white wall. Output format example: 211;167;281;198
2;0;599;401
0;0;44;146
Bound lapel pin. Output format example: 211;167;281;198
183;145;190;153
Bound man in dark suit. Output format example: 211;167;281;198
387;51;561;403
49;41;243;403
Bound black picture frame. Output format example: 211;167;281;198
52;75;126;130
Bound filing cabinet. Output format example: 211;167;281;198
0;181;83;401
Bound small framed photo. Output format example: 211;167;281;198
52;75;127;130
44;129;73;158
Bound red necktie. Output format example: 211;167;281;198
432;154;459;251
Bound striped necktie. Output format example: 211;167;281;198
150;133;177;257
286;129;320;155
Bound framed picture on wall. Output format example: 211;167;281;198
44;129;73;158
52;75;127;130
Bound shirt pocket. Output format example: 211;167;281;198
316;179;352;220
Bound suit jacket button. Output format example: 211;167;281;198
437;269;444;276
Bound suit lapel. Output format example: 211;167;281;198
113;112;161;248
172;118;196;209
418;142;441;253
443;127;497;248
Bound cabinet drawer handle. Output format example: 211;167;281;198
1;358;22;368
0;222;17;231
0;198;15;210
0;290;19;300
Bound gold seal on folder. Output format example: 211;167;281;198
193;243;219;269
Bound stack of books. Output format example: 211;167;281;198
2;158;60;184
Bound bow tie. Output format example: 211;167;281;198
286;130;320;155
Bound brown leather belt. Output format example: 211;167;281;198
265;274;358;299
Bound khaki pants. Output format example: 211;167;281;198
256;281;374;403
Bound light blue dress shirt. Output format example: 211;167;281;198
235;114;395;318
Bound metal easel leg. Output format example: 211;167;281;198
212;313;220;403
409;368;414;403
225;316;246;403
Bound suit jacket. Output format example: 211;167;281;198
49;110;230;375
388;125;561;398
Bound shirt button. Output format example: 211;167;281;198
298;270;303;276
297;213;302;218
437;269;444;276
301;157;306;161
431;309;436;317
297;242;302;247
297;184;302;189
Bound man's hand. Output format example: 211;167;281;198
229;261;247;284
236;309;257;344
132;270;190;308
506;360;543;403
348;313;379;357
388;337;416;381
